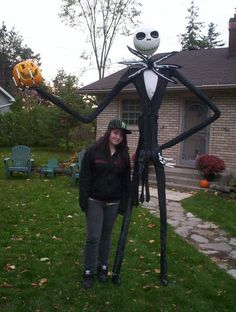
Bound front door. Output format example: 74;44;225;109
179;101;209;167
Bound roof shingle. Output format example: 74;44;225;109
79;48;236;94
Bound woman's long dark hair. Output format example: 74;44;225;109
95;129;130;166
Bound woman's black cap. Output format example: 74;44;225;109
108;119;132;134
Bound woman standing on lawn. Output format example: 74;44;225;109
79;119;132;289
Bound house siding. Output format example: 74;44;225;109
96;96;120;138
0;88;14;114
209;90;236;172
96;89;236;173
0;105;11;114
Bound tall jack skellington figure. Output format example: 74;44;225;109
35;26;220;286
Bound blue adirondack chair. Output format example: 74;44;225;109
40;158;58;178
4;145;34;178
70;149;86;183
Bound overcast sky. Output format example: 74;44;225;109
1;0;235;85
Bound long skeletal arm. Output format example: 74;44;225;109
35;77;129;123
160;69;221;151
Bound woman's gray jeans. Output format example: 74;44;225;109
84;198;119;273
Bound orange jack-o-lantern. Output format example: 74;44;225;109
13;60;42;87
199;179;209;188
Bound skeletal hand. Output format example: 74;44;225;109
158;153;175;168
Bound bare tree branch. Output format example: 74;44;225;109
60;0;142;79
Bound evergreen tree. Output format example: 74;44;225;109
179;0;224;50
199;22;225;48
0;22;40;91
178;0;204;50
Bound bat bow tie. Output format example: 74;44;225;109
119;46;181;83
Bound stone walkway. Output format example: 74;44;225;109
142;187;236;279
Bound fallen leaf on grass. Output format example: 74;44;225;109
217;289;223;296
154;268;160;274
147;223;156;228
53;304;60;309
31;278;48;287
40;257;50;262
0;282;13;288
149;240;155;244
185;290;192;294
6;264;16;271
39;278;48;285
52;236;61;240
11;236;23;241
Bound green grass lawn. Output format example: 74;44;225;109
0;148;236;312
182;191;236;237
0;147;72;170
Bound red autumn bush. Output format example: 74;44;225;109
196;154;225;176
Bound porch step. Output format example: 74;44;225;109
148;166;202;192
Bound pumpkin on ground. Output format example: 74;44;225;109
199;179;209;188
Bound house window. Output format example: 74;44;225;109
122;99;141;125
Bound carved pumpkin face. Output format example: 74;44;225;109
199;179;209;188
13;60;42;87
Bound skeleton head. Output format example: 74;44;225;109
133;26;160;57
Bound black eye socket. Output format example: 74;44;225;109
151;31;159;38
136;32;146;40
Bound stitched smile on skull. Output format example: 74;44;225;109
133;26;160;57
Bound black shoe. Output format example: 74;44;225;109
111;273;121;286
83;270;94;289
160;275;168;286
97;265;109;283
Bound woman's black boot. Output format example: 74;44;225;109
97;265;109;283
83;270;94;289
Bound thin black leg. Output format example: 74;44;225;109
153;159;168;286
112;196;133;285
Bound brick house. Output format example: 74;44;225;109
79;13;236;175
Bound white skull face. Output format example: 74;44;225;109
133;26;160;57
